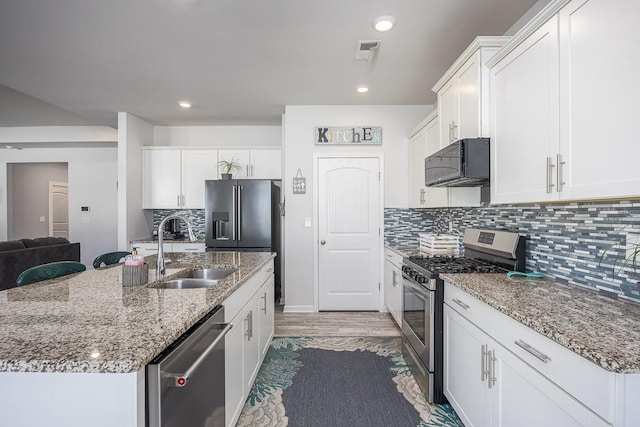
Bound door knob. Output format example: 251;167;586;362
320;240;326;245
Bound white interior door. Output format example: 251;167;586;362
317;157;381;311
49;182;69;238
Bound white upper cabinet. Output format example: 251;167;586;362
142;149;182;209
489;0;640;204
408;119;429;208
181;150;219;208
218;149;281;180
143;148;218;209
432;36;510;145
490;16;560;204
250;149;282;179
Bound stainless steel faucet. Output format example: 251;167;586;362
156;214;197;278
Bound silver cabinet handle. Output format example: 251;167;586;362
546;157;556;194
451;121;458;141
481;344;488;382
320;240;326;245
488;349;497;388
262;292;267;314
245;311;253;340
167;323;233;387
452;298;470;310
448;122;453;142
557;153;566;193
515;340;551;363
177;195;181;207
251;164;254;177
392;270;397;287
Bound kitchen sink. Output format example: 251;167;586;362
178;267;236;280
157;278;221;289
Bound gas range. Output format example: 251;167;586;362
400;227;526;405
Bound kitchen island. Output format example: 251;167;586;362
0;251;275;426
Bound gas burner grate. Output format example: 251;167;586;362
406;256;505;274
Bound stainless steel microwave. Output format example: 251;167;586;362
425;138;490;187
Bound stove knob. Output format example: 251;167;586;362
416;275;426;284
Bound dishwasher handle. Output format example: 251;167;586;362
165;322;233;387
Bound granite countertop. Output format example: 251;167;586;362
0;251;274;374
384;244;421;258
441;273;640;374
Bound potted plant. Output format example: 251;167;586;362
599;229;640;292
217;157;242;179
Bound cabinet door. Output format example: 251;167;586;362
424;117;450;208
225;311;246;427
218;150;250;179
408;128;428;208
142;149;182;209
180;150;218;209
383;258;402;326
559;0;640;201
490;17;560;204
259;274;275;358
444;304;492;427
250;149;281;179
456;53;481;140
439;80;458;145
492;343;610;427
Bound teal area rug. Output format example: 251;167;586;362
236;337;463;427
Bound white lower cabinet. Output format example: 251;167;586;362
384;249;403;327
131;242;206;256
444;284;613;427
224;260;275;427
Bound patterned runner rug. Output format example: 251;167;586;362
237;337;463;427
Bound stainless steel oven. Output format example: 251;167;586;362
147;306;232;427
401;267;443;403
400;227;526;405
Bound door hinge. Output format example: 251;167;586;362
378;227;381;236
378;172;381;180
379;282;381;290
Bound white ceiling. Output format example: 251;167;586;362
0;0;542;128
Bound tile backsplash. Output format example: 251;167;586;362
385;200;640;303
153;209;206;238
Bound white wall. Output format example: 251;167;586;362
117;113;153;249
282;105;432;310
0;147;118;267
153;126;281;147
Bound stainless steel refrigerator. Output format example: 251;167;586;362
205;179;281;298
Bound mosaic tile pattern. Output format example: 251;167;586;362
153;209;206;238
385;200;640;303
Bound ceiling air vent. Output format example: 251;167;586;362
355;40;381;61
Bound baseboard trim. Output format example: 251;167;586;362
283;305;316;313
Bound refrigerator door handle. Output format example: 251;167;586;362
232;185;237;241
237;185;243;241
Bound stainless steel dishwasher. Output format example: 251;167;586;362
147;305;232;427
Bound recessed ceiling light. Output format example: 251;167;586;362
373;15;396;32
178;101;192;109
356;86;369;94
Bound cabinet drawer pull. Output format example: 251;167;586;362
481;344;488;382
557;153;566;193
452;298;470;310
546;157;555;194
488;349;497;389
515;340;551;363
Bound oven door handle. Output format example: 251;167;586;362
164;323;233;387
402;275;431;297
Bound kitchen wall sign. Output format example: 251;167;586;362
315;126;382;145
292;169;306;194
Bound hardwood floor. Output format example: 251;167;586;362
274;304;401;337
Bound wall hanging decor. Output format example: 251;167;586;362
292;169;306;194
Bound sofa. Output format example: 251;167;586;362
0;237;81;291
